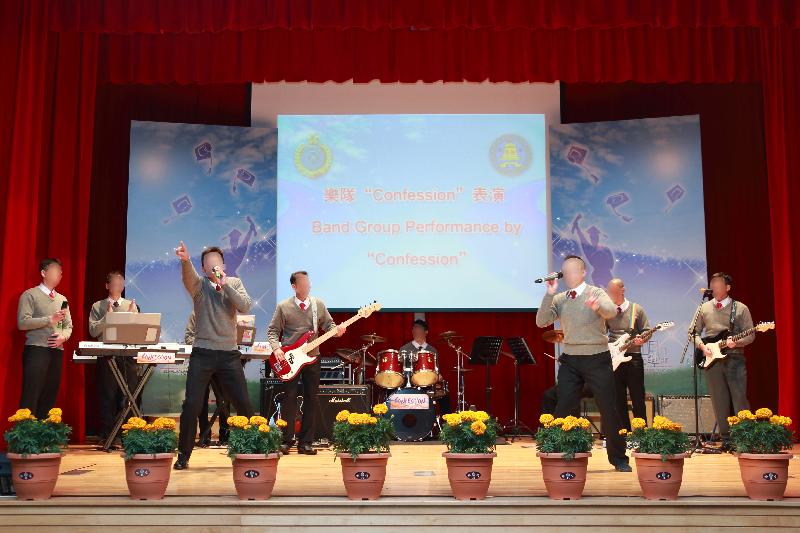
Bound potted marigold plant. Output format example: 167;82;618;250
535;414;594;500
728;408;794;501
4;408;70;500
621;415;692;500
226;415;287;500
332;403;394;500
120;416;177;500
440;410;498;500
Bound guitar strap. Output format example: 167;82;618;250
629;303;636;331
310;297;319;334
729;300;737;336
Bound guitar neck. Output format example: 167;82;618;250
621;326;657;350
304;313;363;352
731;327;757;342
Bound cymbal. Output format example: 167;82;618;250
334;348;360;364
360;334;387;344
542;329;565;344
439;330;460;339
450;367;474;373
443;335;464;343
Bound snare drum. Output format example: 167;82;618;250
375;349;405;389
411;350;439;387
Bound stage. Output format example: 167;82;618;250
2;440;799;530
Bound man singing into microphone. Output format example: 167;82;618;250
17;258;72;419
173;242;254;470
88;271;139;443
536;255;631;471
267;271;345;455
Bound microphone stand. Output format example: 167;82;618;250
679;294;721;454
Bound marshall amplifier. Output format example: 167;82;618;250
656;395;717;437
315;385;371;441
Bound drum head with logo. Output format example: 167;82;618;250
386;387;435;441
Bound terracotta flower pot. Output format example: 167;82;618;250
337;452;390;500
737;452;793;501
231;453;280;500
632;452;690;500
123;453;174;500
7;452;62;500
537;451;591;500
442;452;497;500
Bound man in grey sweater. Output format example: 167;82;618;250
268;271;345;455
536;255;631;471
173;242;254;470
691;272;754;449
88;270;140;441
606;278;649;432
17;258;72;419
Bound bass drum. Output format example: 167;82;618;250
386;387;435;442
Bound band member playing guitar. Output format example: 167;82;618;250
605;278;649;432
690;272;754;451
267;271;345;455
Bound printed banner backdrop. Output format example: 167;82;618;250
549;116;707;396
126;121;277;413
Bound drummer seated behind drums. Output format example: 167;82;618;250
399;319;452;415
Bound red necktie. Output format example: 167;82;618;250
48;290;54;300
300;302;306;310
215;284;222;292
617;306;623;314
568;291;577;300
715;302;722;310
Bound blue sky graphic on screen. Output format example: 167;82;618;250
277;114;549;310
126;121;277;411
549;115;707;395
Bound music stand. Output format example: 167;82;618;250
502;337;537;442
468;336;502;414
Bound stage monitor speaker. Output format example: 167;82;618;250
656;395;717;436
315;385;371;441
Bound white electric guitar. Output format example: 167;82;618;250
268;302;381;382
610;321;675;371
697;321;775;369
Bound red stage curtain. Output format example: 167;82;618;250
47;0;800;33
2;1;800;438
0;0;98;439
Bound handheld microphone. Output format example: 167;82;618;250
213;266;222;280
534;272;563;284
58;300;68;330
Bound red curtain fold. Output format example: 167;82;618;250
2;0;800;439
48;0;800;34
0;0;98;439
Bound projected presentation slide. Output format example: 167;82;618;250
277;114;548;310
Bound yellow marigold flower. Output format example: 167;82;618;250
276;418;288;428
372;403;388;416
755;408;773;420
347;413;362;425
258;424;270;433
539;413;555;425
460;411;475;423
47;415;62;424
562;421;576;431
368;416;378;425
551;417;564;427
336;410;351;422
727;416;740;426
48;408;62;417
737;409;755;420
227;415;249;428
250;415;268;426
631;418;647;430
474;410;490;422
578;418;591;429
619;428;628;436
243;424;252;430
471;420;487;435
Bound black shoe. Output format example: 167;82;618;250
719;441;733;453
297;444;318;455
197;438;211;448
279;443;291;455
615;462;632;472
173;453;190;470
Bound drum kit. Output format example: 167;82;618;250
333;330;470;442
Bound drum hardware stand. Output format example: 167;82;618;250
502;337;537;442
681;293;722;454
354;338;376;385
446;337;469;412
469;336;503;415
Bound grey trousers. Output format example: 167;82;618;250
706;352;749;437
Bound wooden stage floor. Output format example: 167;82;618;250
2;439;799;531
